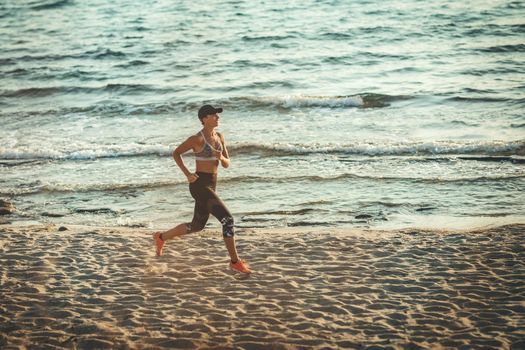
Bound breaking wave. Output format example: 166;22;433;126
1;140;524;161
2;172;523;197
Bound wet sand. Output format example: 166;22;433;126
1;223;524;349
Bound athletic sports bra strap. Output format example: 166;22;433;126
200;131;221;150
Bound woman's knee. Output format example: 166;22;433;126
220;216;234;238
185;221;206;234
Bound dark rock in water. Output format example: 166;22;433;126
288;221;331;227
58;226;68;231
74;208;118;215
355;214;373;219
0;199;15;215
0;208;12;215
124;223;147;228
0;159;41;167
416;207;436;212
42;212;66;218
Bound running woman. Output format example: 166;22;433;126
153;105;251;274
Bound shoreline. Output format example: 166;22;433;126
1;223;524;349
2;213;525;235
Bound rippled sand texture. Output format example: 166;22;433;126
1;224;524;349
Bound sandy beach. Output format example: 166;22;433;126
0;223;524;349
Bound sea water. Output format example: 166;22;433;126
1;0;524;229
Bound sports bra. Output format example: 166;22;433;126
194;131;223;161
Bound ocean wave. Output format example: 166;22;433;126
0;179;186;196
30;0;71;11
3;68;30;77
114;60;150;68
4;53;86;63
0;58;16;66
478;44;525;53
232;173;525;184
1;140;524;162
3;101;184;119
508;24;525;32
86;48;127;59
0;92;410;111
214;93;412;109
462;23;525;37
457;156;525;164
1;48;125;65
231;59;277;68
460;67;524;76
0;84;173;98
219;93;404;109
152;93;411;111
321;32;353;39
228;140;525;157
3;173;524;197
446;96;523;103
241;34;297;42
0;86;63;98
0;143;172;161
506;1;525;9
221;81;296;92
138;93;408;114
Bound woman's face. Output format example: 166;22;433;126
203;113;220;127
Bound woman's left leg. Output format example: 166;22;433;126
204;190;240;263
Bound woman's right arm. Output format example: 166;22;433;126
173;136;198;182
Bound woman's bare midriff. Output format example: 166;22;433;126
195;159;219;174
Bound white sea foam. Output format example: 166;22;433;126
265;95;364;108
0;179;186;196
229;140;525;157
230;93;406;108
0;143;172;160
1;140;523;160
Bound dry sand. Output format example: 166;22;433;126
0;223;524;349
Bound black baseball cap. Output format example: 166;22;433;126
198;104;223;119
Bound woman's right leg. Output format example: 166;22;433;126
161;201;210;241
153;176;212;256
159;222;189;241
153;201;209;256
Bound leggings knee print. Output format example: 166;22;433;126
185;172;234;237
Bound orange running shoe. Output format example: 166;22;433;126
153;232;165;256
229;259;252;274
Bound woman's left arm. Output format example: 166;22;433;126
218;132;230;168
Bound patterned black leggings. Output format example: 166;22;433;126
185;172;234;238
